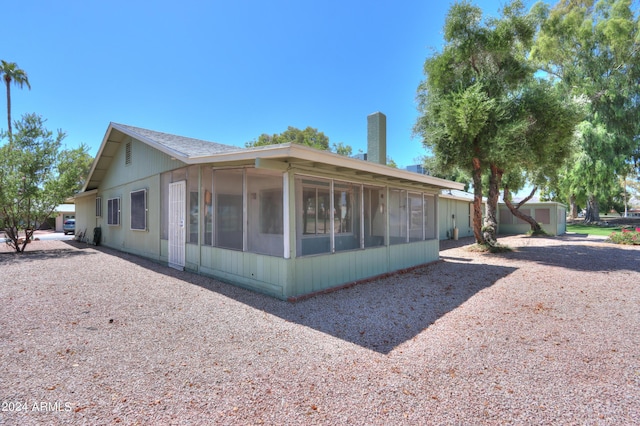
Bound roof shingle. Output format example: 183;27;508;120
112;123;241;158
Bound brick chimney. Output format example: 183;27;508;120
367;112;386;165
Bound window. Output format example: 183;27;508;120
130;189;147;231
389;189;407;244
334;181;360;252
202;167;213;245
214;169;244;250
259;190;283;234
303;187;331;236
298;178;332;256
535;208;551;225
247;168;284;256
408;193;424;242
96;197;102;217
107;198;120;226
364;186;385;247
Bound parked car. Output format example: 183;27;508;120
63;219;75;235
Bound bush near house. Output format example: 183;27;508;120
608;227;640;245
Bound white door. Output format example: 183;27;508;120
168;181;186;270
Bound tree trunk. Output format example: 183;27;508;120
503;186;542;233
471;157;484;244
623;176;628;218
569;194;577;219
483;164;502;246
583;194;600;223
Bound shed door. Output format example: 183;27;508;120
168;181;186;270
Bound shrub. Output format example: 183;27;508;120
608;228;640;245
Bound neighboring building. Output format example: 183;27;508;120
406;164;427;175
53;204;75;232
497;201;567;236
438;190;483;240
74;113;464;300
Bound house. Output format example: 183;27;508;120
497;200;567;236
438;189;483;240
53;204;75;232
74;112;464;300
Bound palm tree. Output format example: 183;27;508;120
0;60;31;141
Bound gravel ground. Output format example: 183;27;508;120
0;234;638;425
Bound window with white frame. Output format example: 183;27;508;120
96;197;102;217
107;197;120;226
130;189;147;231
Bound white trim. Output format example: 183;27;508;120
283;173;290;259
242;169;247;252
360;184;365;249
330;179;335;253
129;189;148;231
107;197;121;226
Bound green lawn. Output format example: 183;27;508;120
566;223;621;236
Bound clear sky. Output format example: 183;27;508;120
3;0;536;169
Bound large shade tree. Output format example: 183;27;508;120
246;126;331;150
245;125;356;156
532;0;640;222
0;113;92;252
415;0;582;245
0;60;31;141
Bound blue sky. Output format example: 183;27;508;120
4;0;534;169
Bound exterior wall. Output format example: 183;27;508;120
556;204;567;235
94;137;185;260
497;202;567;236
55;210;76;232
439;197;474;240
81;135;449;300
74;196;95;238
197;239;439;299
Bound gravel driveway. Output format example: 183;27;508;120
1;235;638;425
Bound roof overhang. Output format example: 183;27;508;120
190;143;465;192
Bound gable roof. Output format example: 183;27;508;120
81;123;465;193
113;123;240;158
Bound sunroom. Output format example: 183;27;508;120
157;148;459;299
75;116;464;300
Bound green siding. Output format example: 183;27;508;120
287;241;437;299
497;202;566;236
199;246;287;298
97;175;162;261
95;136;182;261
82;138;448;299
101;137;182;190
439;197;474;240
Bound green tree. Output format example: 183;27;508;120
415;0;581;245
0;60;31;142
421;155;471;191
246;126;356;156
532;0;640;223
0;113;92;252
332;142;353;157
246;126;331;150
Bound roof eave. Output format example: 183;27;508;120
189;143;465;191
